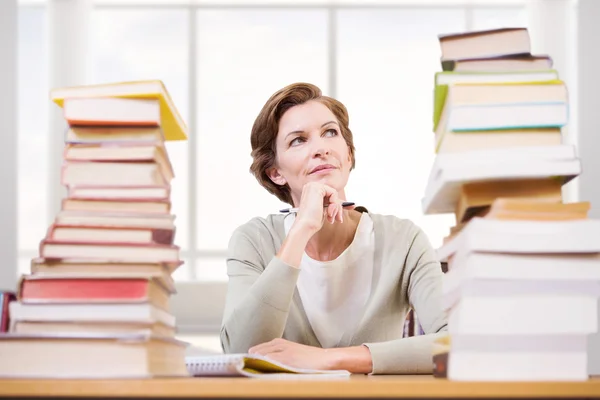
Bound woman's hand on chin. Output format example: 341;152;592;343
248;338;337;371
293;182;344;236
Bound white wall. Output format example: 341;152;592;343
0;0;18;292
576;0;600;376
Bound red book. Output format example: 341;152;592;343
19;277;171;310
0;292;16;332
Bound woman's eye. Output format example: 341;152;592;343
324;128;338;137
290;137;305;146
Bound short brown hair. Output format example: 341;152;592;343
250;82;356;205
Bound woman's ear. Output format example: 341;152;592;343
266;167;287;186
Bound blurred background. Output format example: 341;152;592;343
1;0;595;352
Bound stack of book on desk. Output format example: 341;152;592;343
425;28;600;381
0;81;190;378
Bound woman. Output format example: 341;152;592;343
220;82;447;375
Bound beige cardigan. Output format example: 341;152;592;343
220;212;448;374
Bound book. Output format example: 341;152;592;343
0;333;189;378
63;97;161;127
437;218;600;262
433;70;559;131
438;28;531;61
441;54;553;72
67;185;171;201
65;126;164;144
61;161;172;187
30;257;181;275
443;333;588;381
62;198;171;214
12;320;175;337
18;276;173;310
454;178;564;223
481;198;590;221
50;80;187;141
422;146;580;215
0;292;16;332
39;240;180;264
434;81;567;148
186;353;351;379
9;301;175;326
47;224;175;246
54;210;176;229
436;127;562;154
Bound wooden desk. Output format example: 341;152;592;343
1;375;599;399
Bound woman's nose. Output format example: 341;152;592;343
313;147;330;157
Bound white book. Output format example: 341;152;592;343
431;144;577;168
447;295;598;335
442;277;599;335
437;218;600;261
446;251;600;279
8;302;175;327
447;102;568;131
424;144;577;187
435;70;559;86
448;334;588;381
423;160;580;215
422;144;579;214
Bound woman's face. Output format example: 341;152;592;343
267;100;352;205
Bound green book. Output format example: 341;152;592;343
432;70;560;131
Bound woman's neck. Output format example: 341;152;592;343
304;209;362;262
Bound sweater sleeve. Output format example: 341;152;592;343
220;223;301;353
363;223;448;374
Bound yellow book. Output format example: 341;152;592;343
50;80;188;141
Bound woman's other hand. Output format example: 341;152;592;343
248;338;335;371
248;338;373;374
294;182;344;235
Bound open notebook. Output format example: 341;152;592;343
186;354;351;379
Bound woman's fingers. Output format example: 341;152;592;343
321;184;345;224
327;203;336;224
321;184;340;206
249;340;284;355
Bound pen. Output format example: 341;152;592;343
279;201;355;213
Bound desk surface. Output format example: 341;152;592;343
1;375;600;399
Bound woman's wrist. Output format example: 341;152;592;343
275;221;313;268
325;345;373;374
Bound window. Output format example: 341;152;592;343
91;9;191;269
337;8;466;248
194;9;329;280
472;7;528;30
17;6;48;274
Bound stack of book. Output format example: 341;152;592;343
424;28;600;381
0;81;190;378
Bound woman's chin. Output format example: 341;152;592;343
307;175;344;190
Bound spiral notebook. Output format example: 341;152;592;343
185;354;351;379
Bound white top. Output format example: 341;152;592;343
283;212;375;348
